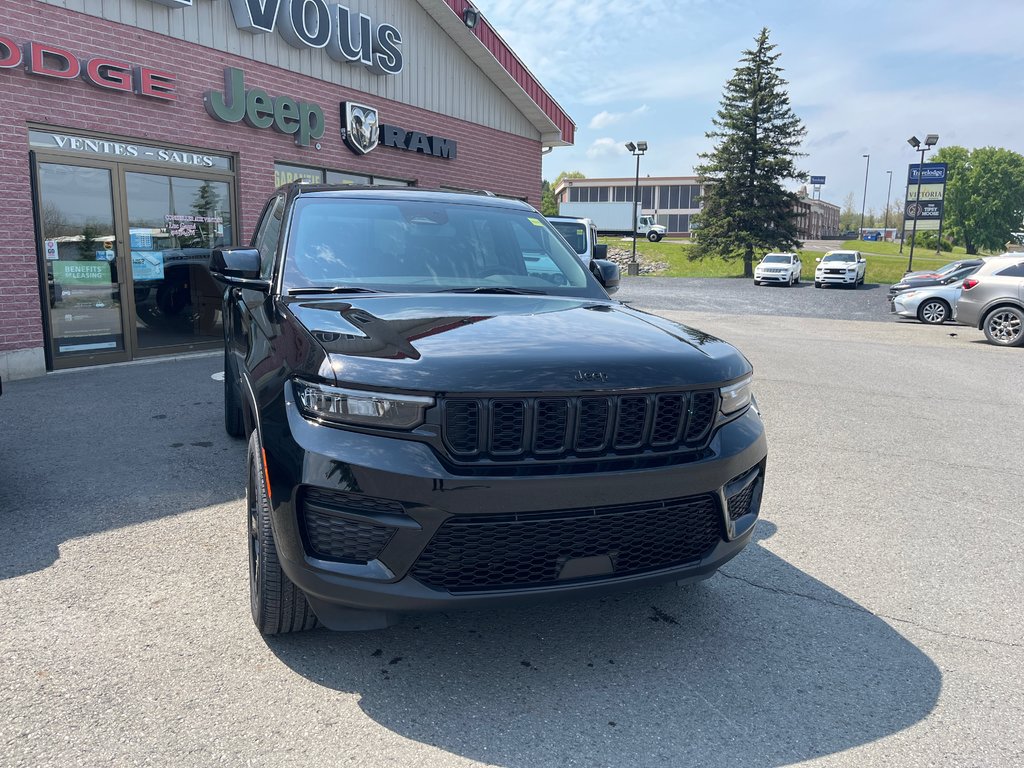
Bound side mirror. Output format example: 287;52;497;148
593;243;608;260
859;256;866;263
210;248;271;291
592;259;620;294
815;257;822;263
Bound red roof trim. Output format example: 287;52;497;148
443;0;575;145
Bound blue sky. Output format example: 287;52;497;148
477;0;1024;215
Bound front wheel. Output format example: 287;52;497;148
248;431;319;635
814;281;822;288
983;306;1024;347
917;298;950;325
647;231;662;242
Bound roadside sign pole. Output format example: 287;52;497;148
907;154;926;273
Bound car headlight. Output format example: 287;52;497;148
720;375;753;415
294;379;434;429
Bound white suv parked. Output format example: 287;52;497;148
754;252;802;286
815;250;866;289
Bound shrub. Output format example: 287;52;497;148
909;231;952;252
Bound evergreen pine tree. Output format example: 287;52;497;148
693;28;807;277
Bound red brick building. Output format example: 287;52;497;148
0;0;573;378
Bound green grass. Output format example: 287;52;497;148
600;236;966;285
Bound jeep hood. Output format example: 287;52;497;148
284;295;750;393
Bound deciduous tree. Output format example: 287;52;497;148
933;145;1024;254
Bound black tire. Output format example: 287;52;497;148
224;349;245;438
753;279;760;286
247;431;319;635
647;231;661;242
917;298;950;325
982;306;1024;347
814;281;822;288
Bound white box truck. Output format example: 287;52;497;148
557;201;667;241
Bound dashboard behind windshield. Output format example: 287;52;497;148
283;198;599;296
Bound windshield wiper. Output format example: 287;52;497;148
287;286;388;296
436;286;547;295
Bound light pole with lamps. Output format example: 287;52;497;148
859;153;870;239
883;169;893;237
624;140;647;276
906;133;939;273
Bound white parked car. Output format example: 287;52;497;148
754;252;802;286
815;250;866;289
891;280;963;324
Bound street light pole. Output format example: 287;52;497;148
906;134;939;273
624;141;647;276
883;170;893;237
859;153;870;239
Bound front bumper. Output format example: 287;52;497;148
262;401;768;629
817;271;858;285
755;271;791;283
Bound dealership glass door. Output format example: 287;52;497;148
36;161;130;366
122;172;234;351
33;137;236;369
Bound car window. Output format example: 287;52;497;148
822;253;853;262
282;198;597;295
995;262;1024;278
253;196;285;280
762;255;791;264
548;220;588;255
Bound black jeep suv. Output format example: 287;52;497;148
212;185;767;634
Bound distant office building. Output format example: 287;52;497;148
554;176;703;236
794;191;840;239
555;176;840;240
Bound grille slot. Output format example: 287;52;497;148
614;396;649;449
300;489;402;563
444;401;479;455
684;391;716;443
439;390;720;463
533;399;569;454
411;494;723;592
576;397;611;452
490;400;526;454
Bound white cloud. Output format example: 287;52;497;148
588;105;650;130
585;138;626;159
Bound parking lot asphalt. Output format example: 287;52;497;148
616;276;891;322
1;291;1022;767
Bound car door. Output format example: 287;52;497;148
228;195;285;386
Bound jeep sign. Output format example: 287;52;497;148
205;68;325;147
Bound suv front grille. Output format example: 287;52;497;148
440;391;718;462
410;494;722;592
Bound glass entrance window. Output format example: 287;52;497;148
37;163;126;359
124;173;233;350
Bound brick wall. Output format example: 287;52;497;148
0;0;544;360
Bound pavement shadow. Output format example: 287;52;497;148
0;355;245;579
267;521;941;767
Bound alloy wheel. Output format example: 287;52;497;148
987;310;1023;344
920;300;948;324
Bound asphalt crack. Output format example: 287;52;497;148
718;570;1024;650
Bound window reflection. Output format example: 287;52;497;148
125;173;233;349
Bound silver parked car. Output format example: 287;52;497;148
891;280;963;324
954;254;1024;347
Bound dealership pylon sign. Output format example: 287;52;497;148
904;163;948;232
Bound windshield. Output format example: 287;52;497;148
762;255;791;264
548;220;588;255
283;198;600;296
822;253;855;262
